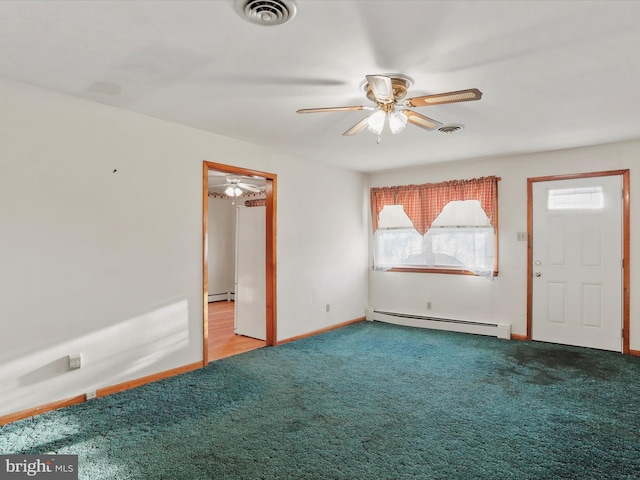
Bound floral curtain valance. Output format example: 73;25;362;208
370;176;498;235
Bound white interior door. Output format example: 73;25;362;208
532;175;622;351
235;205;266;340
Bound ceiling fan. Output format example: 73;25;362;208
209;175;265;197
297;74;482;137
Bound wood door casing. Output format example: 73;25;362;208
203;161;277;365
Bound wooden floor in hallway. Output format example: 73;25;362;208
208;300;266;362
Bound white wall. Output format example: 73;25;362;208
368;140;640;350
276;158;370;339
0;76;368;417
207;197;235;297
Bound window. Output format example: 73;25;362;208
374;202;495;275
548;186;603;210
370;176;499;276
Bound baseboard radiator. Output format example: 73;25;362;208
208;292;235;303
367;309;510;340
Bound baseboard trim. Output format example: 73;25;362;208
278;317;366;345
208;292;234;303
511;334;528;341
630;349;640;357
0;395;85;426
0;361;202;426
97;361;202;397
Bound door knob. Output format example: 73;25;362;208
534;271;541;277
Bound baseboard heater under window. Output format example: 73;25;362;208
367;309;510;339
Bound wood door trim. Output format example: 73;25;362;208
203;161;277;366
527;169;630;353
202;162;210;365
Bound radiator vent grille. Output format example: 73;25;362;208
372;310;511;339
235;0;298;26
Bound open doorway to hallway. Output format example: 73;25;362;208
202;161;277;365
208;301;265;361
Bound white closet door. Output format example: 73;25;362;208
235;205;266;340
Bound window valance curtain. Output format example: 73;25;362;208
370;176;498;235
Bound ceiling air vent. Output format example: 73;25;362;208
438;124;465;134
235;0;298;26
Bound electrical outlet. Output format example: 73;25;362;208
326;304;330;313
85;391;96;400
68;353;81;370
516;232;527;241
426;301;432;310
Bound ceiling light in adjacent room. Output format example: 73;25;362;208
225;186;244;197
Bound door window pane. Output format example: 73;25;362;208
548;186;603;210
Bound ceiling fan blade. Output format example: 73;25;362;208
404;110;443;131
342;117;370;136
238;183;262;193
366;75;394;103
297;106;366;114
405;88;482;107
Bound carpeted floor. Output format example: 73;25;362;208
1;321;640;479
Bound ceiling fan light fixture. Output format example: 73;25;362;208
388;110;408;134
298;74;482;137
224;186;245;197
367;110;386;135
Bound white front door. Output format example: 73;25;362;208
532;175;623;351
235;205;266;341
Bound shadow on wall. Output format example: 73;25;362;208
1;297;192;417
17;357;69;387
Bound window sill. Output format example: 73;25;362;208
383;266;499;277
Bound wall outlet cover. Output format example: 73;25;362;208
68;353;81;370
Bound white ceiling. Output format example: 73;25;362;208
1;0;640;172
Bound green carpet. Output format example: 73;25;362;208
2;321;640;479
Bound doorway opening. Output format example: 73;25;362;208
526;169;629;353
202;161;277;364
